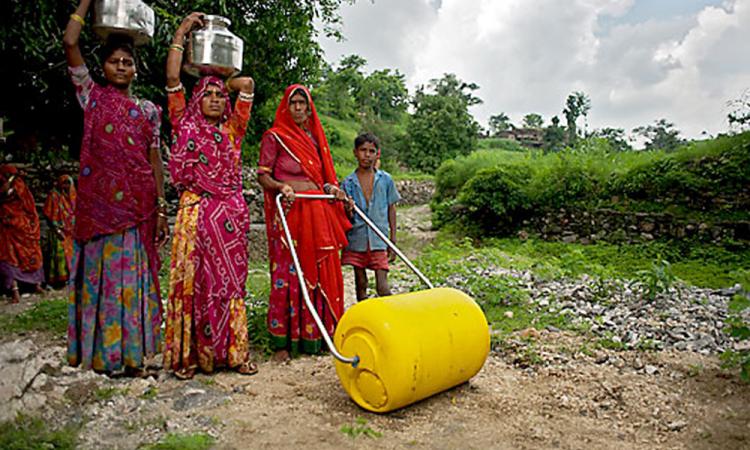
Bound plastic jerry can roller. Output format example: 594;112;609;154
333;287;490;413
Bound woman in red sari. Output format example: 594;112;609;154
0;165;44;303
258;84;351;360
43;175;76;287
162;13;257;379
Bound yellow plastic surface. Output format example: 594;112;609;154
334;287;490;413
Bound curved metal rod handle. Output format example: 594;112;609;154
294;193;434;289
274;193;359;367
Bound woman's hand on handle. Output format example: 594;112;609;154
280;184;295;202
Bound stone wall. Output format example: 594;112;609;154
526;208;750;244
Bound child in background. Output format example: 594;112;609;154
341;133;401;301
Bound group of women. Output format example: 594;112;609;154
54;2;352;379
0;166;75;303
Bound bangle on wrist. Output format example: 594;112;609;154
165;83;183;93
169;43;184;52
70;13;85;26
238;91;254;102
157;197;168;209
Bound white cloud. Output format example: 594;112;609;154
319;0;750;139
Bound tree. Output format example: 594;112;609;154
563;91;591;144
632;119;684;151
404;74;482;172
542;116;565;152
488;113;512;136
592;127;631;151
522;113;543;129
430;73;483;107
728;89;750;132
356;68;408;122
0;0;353;162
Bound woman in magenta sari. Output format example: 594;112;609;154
162;13;257;379
63;0;168;375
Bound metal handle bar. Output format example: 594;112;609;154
275;193;359;367
275;192;435;366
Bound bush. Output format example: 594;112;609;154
434;132;750;237
434;149;532;202
455;165;532;235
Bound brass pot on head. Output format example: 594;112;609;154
92;0;155;46
184;15;243;78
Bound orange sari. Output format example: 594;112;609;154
0;165;43;289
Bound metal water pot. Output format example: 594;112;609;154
92;0;155;46
184;15;244;77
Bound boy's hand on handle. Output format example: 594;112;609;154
388;248;396;263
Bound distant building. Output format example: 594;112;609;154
496;127;544;148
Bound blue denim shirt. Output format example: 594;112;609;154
341;170;400;252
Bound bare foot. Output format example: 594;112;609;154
10;290;20;304
272;350;290;362
174;367;196;380
34;284;45;294
237;361;258;375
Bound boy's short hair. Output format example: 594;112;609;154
354;132;380;150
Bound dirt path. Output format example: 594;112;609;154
2;203;750;449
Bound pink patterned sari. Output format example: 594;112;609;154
164;77;253;373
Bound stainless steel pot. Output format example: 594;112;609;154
184;15;243;77
92;0;155;46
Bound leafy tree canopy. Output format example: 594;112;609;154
403;74;481;172
522;113;543;129
633;119;684;151
0;0;353;162
489;113;513;135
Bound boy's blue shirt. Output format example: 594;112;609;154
341;169;401;252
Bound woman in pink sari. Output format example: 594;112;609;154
162;13;257;379
63;0;168;375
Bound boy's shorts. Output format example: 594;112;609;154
341;249;389;271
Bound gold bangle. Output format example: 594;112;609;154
70;13;85;26
169;44;184;52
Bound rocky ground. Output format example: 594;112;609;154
1;203;749;449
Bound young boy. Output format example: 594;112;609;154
341;133;401;301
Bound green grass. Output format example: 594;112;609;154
246;261;273;355
142;433;215;450
0;414;79;450
0;297;68;335
95;386;129;401
340;417;382;439
414;233;750;337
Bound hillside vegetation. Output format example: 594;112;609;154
433;132;750;236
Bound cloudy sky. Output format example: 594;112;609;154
318;0;750;139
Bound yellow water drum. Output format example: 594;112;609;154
333;287;490;413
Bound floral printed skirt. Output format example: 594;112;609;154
163;191;249;374
67;226;162;372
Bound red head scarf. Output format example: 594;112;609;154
264;84;339;189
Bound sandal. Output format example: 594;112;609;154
174;367;196;380
236;361;258;376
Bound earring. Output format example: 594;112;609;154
133;72;138;79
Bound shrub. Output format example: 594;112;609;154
456;165;532;235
